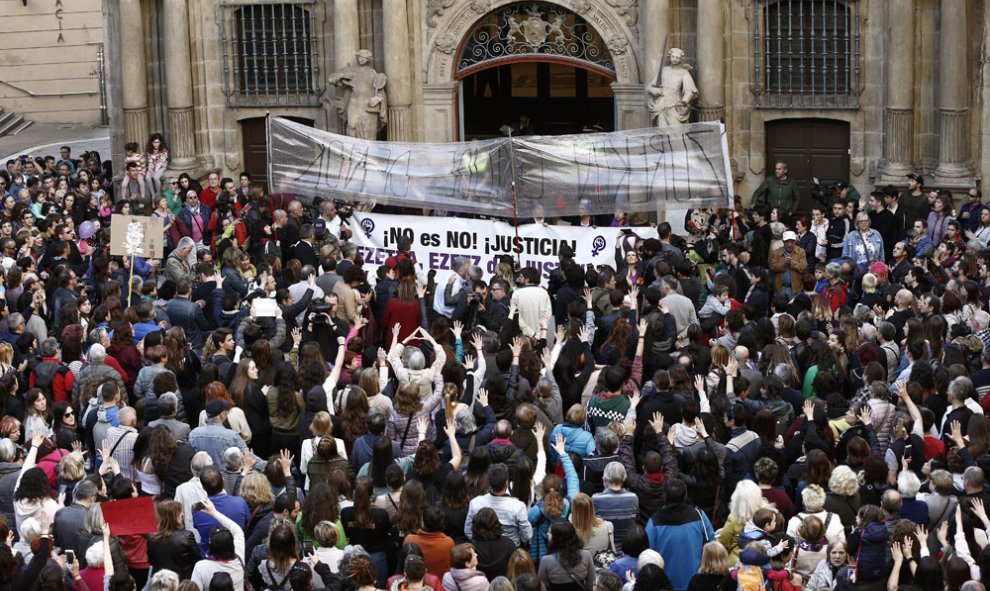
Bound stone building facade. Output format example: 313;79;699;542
0;0;104;125
105;0;988;208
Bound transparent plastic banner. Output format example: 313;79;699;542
269;116;733;216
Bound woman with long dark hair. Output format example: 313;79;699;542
340;477;391;587
230;357;271;458
267;364;304;458
51;401;78;450
439;471;470;544
470;508;516;580
107;321;141;390
536;521;595;591
296;482;344;548
147;499;199;581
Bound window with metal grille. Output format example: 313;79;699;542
752;0;860;109
219;1;320;107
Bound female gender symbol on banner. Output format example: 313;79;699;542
591;235;606;256
361;218;375;238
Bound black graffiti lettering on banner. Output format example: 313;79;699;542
484;235;577;257
445;231;478;250
382;227;415;248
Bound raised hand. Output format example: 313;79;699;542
416;416;429;434
464;354;476;371
951;420;966;447
694;375;706;394
578;325;590;344
510;336;524;358
891;540;903;562
726;356;739;377
694;417;709;439
278;450;294;475
638;317;647;335
858;405;873;426
628;390;641;409
554;324;566;345
534;422;546;445
443;419;457;440
649;412;664;435
31;430;45;449
471;332;484;354
476;388;489;407
584;288;593;307
392;323;402;340
803;399;815;420
551;433;567;456
452;320;464;340
937;521;949;547
541;347;552;369
415;282;426;299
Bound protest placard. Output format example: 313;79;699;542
109;214;165;259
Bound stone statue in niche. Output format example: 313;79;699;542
647;48;698;126
328;50;388;141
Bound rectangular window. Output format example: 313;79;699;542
753;0;860;109
219;1;320;107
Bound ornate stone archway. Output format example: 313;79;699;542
423;0;645;141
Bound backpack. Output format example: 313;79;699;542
736;564;767;591
33;360;69;393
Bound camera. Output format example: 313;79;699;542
192;501;206;512
810;177;837;210
310;302;332;315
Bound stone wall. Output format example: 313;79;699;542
0;0;103;124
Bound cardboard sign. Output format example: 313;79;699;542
109;214;165;259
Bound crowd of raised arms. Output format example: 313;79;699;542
0;143;989;591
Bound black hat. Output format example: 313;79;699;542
906;172;924;184
834;181;847;190
206;399;230;418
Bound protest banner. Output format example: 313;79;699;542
101;496;158;536
109;214;164;259
269;117;733;217
351;212;658;287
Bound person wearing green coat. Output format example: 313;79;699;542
753;161;800;216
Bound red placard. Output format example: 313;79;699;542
100;496;158;536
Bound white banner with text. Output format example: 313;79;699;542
350;212;659;286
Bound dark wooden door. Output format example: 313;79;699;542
241;116;314;192
765;118;850;214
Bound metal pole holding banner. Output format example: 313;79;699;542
505;131;522;268
128;254;135;302
265;111;274;195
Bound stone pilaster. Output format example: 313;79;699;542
641;0;670;88
422;83;457;142
163;0;197;169
119;0;149;146
334;0;360;70
696;0;725;122
878;0;915;181
383;0;413;142
612;83;649;131
934;0;970;180
167;107;196;168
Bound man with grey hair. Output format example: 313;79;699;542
579;428;621;496
0;439;21;529
53;479;98;551
105;407;139;480
433;256;472;320
149;392;191;442
881;489;904;539
0;312;24;363
30;337;73;403
941;376;977;445
222;447;246;495
591;461;638;547
71;343;126;404
973;310;990;349
897;471;928;525
175;451;213;542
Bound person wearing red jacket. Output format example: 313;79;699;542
29;339;75;403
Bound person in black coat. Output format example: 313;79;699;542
148;499;200;581
292;224;320;270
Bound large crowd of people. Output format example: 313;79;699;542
0;143;988;591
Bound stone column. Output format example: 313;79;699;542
162;0;196;170
383;0;413;142
333;0;360;70
642;0;670;92
879;0;915;179
696;0;725;122
422;84;457;142
934;0;969;180
119;0;149;145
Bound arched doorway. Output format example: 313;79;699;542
453;2;617;138
460;63;615;138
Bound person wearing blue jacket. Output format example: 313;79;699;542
845;505;888;586
528;434;579;564
645;478;715;591
548;404;596;469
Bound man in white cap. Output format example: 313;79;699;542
769;230;807;300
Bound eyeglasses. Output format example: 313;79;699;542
63;411;74;418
